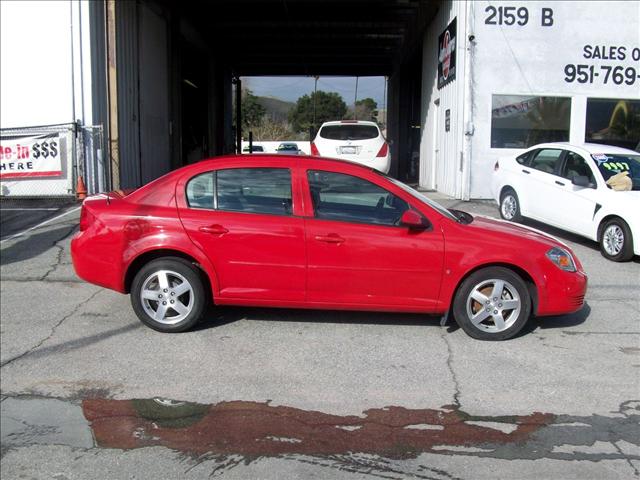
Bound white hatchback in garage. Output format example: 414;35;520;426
311;120;390;173
491;143;640;262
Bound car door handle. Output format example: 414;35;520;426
555;180;565;186
522;169;531;174
314;234;345;244
199;224;228;235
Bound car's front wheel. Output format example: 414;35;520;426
600;218;634;262
131;257;206;332
500;189;522;222
453;267;531;341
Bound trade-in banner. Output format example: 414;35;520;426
0;133;62;179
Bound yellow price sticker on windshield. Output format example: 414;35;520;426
602;162;629;171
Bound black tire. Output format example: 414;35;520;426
452;267;531;341
131;257;206;332
599;218;634;262
499;189;522;222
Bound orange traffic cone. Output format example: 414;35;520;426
76;175;88;201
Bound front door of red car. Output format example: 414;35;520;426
178;167;305;302
304;170;444;309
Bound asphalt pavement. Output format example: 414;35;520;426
1;194;639;479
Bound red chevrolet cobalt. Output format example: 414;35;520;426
71;155;587;340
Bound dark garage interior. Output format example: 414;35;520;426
90;0;440;189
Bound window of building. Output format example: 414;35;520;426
491;95;571;149
186;168;292;215
307;170;409;226
585;98;640;151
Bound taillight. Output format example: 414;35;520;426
376;142;389;157
494;160;500;171
310;142;320;156
79;206;94;232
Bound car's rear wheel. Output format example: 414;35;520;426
453;267;531;341
600;218;634;262
500;189;522;222
131;257;206;332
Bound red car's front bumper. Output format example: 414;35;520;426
536;267;588;317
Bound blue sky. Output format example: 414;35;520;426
243;76;387;109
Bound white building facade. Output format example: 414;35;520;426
0;0;101;197
419;1;640;199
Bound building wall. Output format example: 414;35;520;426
0;0;96;197
419;1;470;198
420;1;640;199
0;0;93;128
469;0;640;198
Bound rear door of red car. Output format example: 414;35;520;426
302;167;444;310
177;163;306;302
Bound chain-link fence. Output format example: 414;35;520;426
0;122;108;198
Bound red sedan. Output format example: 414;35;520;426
71;155;587;340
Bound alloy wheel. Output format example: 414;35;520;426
465;279;521;333
501;195;517;220
140;270;194;325
603;224;624;256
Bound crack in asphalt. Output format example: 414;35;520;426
612;440;640;477
442;333;461;408
293;454;463;480
39;225;78;282
0;289;101;369
0;278;83;283
562;331;640;336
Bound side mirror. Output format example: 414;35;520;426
572;175;593;188
400;210;430;230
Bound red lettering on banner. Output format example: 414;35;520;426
0;146;12;160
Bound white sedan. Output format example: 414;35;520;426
491;142;639;262
310;120;390;173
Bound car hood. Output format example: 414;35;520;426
469;215;567;249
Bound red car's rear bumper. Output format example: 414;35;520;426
71;231;126;293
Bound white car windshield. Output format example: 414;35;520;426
591;153;640;190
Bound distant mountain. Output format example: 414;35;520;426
256;96;295;123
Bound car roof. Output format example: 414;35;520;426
182;154;377;173
319;120;379;127
527;142;638;155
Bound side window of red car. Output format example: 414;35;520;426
217;168;292;215
187;168;293;215
186;172;215;209
307;170;409;226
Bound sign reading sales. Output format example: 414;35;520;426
438;18;457;89
0;134;62;179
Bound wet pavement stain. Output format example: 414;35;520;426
2;395;639;476
83;399;553;458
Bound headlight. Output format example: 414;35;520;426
546;247;577;272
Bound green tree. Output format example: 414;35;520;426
233;89;267;137
346;97;378;121
289;91;347;133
